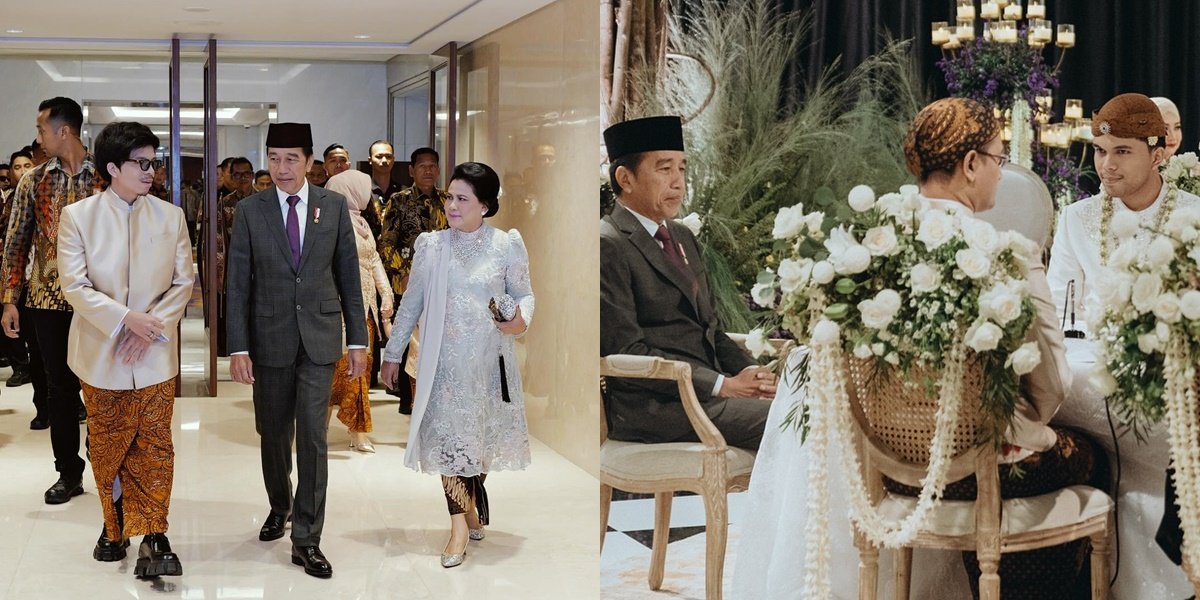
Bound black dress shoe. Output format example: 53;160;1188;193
134;533;182;578
29;415;48;430
44;477;83;504
291;545;332;578
93;526;129;562
258;512;290;541
6;370;30;387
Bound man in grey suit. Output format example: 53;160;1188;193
600;116;776;450
225;122;368;579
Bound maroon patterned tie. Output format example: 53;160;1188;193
654;224;699;296
286;195;302;269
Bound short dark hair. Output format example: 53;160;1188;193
608;152;645;196
411;147;439;164
94;121;160;183
37;97;83;135
29;140;40;151
8;149;30;165
312;159;324;167
323;143;347;160
230;157;253;171
369;140;393;154
218;156;235;170
450;161;501;218
255;169;270;179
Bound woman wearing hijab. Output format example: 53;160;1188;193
380;161;533;568
323;169;393;453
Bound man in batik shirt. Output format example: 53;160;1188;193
378;147;448;412
1;96;95;505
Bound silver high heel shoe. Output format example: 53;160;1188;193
440;549;467;568
468;528;485;541
350;432;375;453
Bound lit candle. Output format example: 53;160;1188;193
1065;99;1083;120
957;18;976;40
1031;19;1053;43
1027;0;1046;18
1004;2;1022;20
1057;24;1076;47
994;22;1017;42
932;21;951;45
983;21;994;41
957;0;976;20
943;35;962;50
981;1;1000;19
1002;125;1013;141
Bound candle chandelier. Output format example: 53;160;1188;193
931;0;1094;204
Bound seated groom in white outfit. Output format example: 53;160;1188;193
1048;93;1200;328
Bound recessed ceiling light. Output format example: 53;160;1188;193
183;6;210;12
6;29;23;34
354;35;371;39
259;67;269;72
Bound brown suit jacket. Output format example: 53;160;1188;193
600;203;754;443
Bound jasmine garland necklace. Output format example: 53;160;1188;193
1099;183;1179;265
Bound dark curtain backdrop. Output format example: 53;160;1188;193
682;0;1200;157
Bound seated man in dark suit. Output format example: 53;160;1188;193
600;115;776;450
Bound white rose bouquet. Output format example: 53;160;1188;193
1162;152;1200;197
1092;204;1200;567
763;184;1043;446
761;185;1045;596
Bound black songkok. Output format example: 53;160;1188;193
603;116;685;162
265;122;313;148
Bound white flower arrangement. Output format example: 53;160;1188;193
1162;152;1200;197
762;186;1043;597
1092;203;1200;570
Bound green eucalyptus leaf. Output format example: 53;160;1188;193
835;278;857;295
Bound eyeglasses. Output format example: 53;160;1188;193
976;150;1008;168
125;158;164;172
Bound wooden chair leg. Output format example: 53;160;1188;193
600;484;612;550
977;551;1000;600
855;530;879;600
649;491;673;590
702;489;729;600
1089;522;1111;600
893;546;912;600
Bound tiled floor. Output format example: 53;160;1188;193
0;287;599;599
600;491;749;599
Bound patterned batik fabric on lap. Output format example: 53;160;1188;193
81;379;177;541
884;426;1108;600
329;318;375;433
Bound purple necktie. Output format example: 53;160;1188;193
654;224;699;296
286;195;302;269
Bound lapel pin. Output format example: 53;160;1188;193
313;207;321;224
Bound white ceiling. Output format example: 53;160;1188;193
0;0;557;60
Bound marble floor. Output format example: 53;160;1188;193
600;492;749;599
0;301;599;599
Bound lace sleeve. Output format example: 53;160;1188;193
383;232;433;362
505;229;534;332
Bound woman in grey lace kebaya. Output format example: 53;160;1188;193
380;161;533;568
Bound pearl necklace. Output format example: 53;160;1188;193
1099;183;1179;265
450;225;489;262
